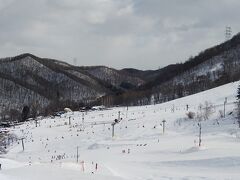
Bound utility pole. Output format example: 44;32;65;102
21;138;25;151
224;97;227;118
118;111;121;121
162;120;166;134
112;123;115;137
225;26;232;41
198;123;202;147
111;119;119;138
76;146;79;163
35;119;38;127
82;113;85;130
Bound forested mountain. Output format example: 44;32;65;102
80;66;144;89
1;33;240;121
0;53;145;120
101;33;240;106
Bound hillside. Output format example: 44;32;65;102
0;81;240;180
0;54;146;119
111;33;240;106
144;32;240;89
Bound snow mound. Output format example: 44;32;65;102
162;156;240;168
88;143;107;150
182;146;207;154
0;158;26;170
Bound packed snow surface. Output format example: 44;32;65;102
1;81;240;180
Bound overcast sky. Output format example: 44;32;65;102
0;0;240;70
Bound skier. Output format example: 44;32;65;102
81;161;85;172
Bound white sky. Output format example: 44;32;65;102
0;0;239;70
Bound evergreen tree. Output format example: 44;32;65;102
21;106;30;122
237;85;240;100
236;85;240;128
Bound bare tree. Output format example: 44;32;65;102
202;101;214;120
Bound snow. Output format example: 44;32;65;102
1;81;240;180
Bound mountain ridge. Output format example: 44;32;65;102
1;33;240;120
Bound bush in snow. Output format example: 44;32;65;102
186;111;196;119
203;101;214;120
198;101;214;121
196;112;203;122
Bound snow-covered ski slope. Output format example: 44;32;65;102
1;81;240;180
